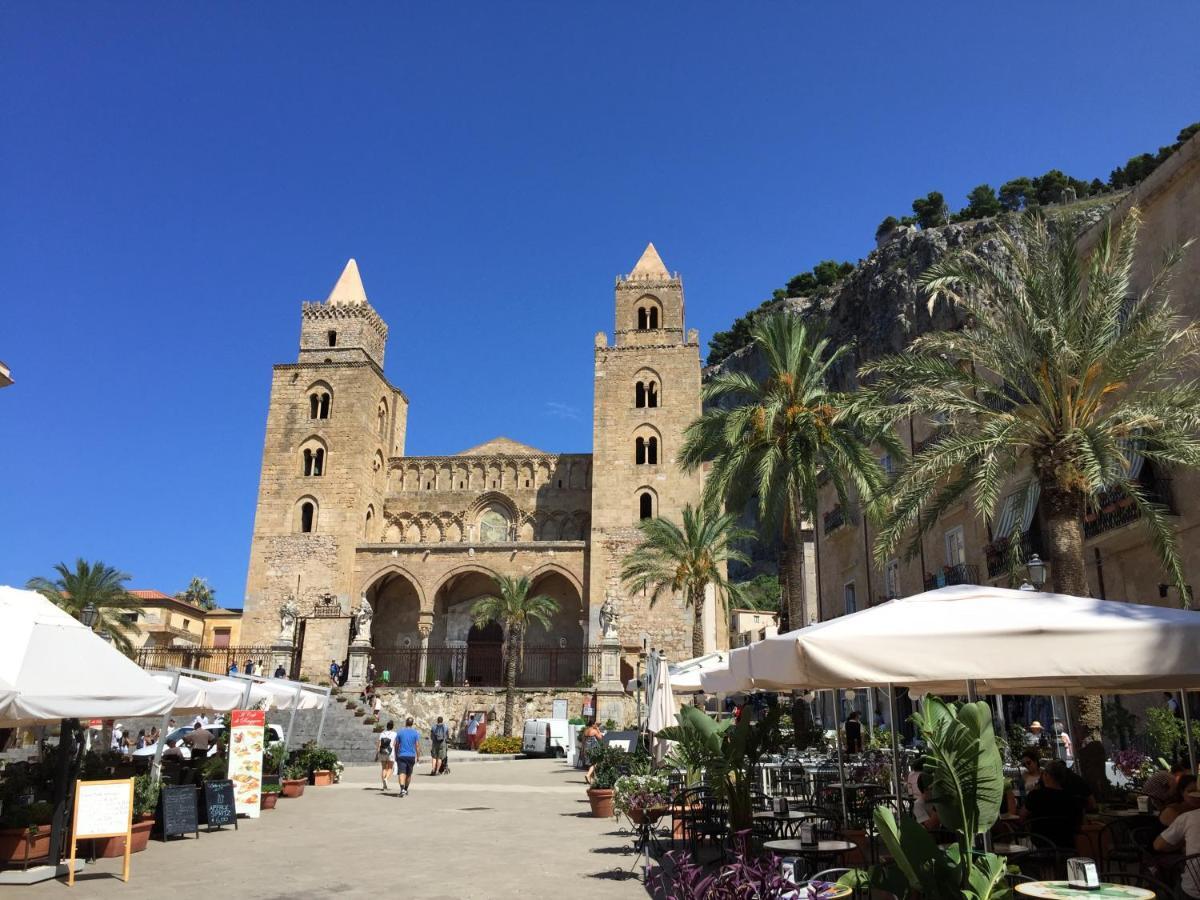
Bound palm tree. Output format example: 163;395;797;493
27;558;142;656
176;576;216;610
858;209;1200;743
620;505;753;659
680;312;897;630
471;575;560;737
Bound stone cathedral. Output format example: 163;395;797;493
240;245;725;682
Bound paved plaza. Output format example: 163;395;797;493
34;759;649;899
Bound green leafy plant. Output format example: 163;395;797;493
0;800;54;830
586;743;634;790
263;741;287;776
261;783;282;795
603;718;617;731
289;742;342;778
477;736;522;755
613;771;671;823
133;773;160;817
658;705;729;786
1005;723;1030;763
574;674;595;689
720;706;784;829
853;698;1009;899
282;762;307;781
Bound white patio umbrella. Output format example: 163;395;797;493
149;672;272;713
669;652;728;692
256;678;328;710
646;654;678;734
745;584;1200;695
0;586;176;726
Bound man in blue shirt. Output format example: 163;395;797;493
395;717;422;797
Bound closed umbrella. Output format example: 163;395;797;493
646;654;677;735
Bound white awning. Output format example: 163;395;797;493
709;584;1200;696
993;481;1040;540
668;652;728;691
0;586;177;726
150;673;273;713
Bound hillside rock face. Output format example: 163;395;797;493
712;201;1119;384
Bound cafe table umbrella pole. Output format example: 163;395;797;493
830;688;849;823
887;683;903;807
150;670;182;781
1181;690;1197;773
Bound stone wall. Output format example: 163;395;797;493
373;687;637;741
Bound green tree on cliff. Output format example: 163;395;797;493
856;209;1200;745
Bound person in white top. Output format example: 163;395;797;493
372;695;382;719
377;719;397;792
1156;802;1200;898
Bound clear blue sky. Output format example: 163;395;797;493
2;3;1197;606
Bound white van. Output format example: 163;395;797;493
521;718;573;758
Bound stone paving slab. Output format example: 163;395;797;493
18;759;649;899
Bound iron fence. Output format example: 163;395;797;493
1083;477;1175;539
923;563;980;591
134;645;293;677
370;643;602;689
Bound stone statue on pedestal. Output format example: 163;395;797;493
598;595;619;640
278;599;298;642
353;595;373;645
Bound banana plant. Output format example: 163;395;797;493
855;698;1012;899
657;704;730;786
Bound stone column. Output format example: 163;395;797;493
345;640;371;692
271;638;296;681
417;621;433;687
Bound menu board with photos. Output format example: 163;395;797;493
228;709;265;819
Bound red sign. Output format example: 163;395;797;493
231;709;265;728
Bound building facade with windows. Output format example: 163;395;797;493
123;590;208;650
816;131;1200;621
240;245;722;681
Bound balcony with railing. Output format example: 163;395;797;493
923;563;979;591
822;503;856;536
1084;477;1176;539
985;533;1039;579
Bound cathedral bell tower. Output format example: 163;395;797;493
241;260;407;675
587;243;720;665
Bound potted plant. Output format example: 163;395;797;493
260;783;281;810
613;771;671;826
0;802;54;865
585;744;624;818
280;763;308;798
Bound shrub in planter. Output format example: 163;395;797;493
353;708;366;718
585;745;624;818
261;784;281;810
290;742;343;785
613;772;671;826
477;736;522;755
373;724;385;733
280;763;307;798
0;801;55;864
363;716;377;725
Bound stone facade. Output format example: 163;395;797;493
242;247;723;683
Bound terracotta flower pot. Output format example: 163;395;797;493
261;792;279;810
92;818;156;857
587;787;615;818
281;778;306;798
311;769;333;786
626;805;668;825
0;825;52;864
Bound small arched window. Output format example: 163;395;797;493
635;437;646;465
300;501;316;533
309;391;331;419
635;382;646;408
302;447;325;476
327;330;337;347
647;436;658;465
309;394;319;418
649;307;658;329
637;308;648;330
647;381;658;408
639;492;654;520
364;506;374;539
377;399;387;439
479;509;509;543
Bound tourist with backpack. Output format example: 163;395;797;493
430;716;449;776
377;719;397;791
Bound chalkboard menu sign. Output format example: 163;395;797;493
159;784;199;841
203;780;238;831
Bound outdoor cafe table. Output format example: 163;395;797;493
753;810;822;821
1013;883;1154;899
763;839;856;861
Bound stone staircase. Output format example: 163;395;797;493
268;696;383;763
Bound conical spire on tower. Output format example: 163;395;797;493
628;242;670;279
326;258;369;306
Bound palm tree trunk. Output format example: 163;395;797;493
1044;486;1103;747
691;586;705;659
781;510;807;630
502;627;519;737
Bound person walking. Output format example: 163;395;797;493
395;717;421;797
228;661;239;675
377;719;397;791
244;659;255;676
430;716;448;776
372;693;383;721
273;663;286;678
466;714;480;751
329;659;340;684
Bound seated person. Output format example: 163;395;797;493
914;771;941;830
1020;750;1044;796
1145;763;1189;811
1058;761;1097;813
161;738;184;760
1161;775;1200;827
1155;806;1200;899
1023;760;1084;849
